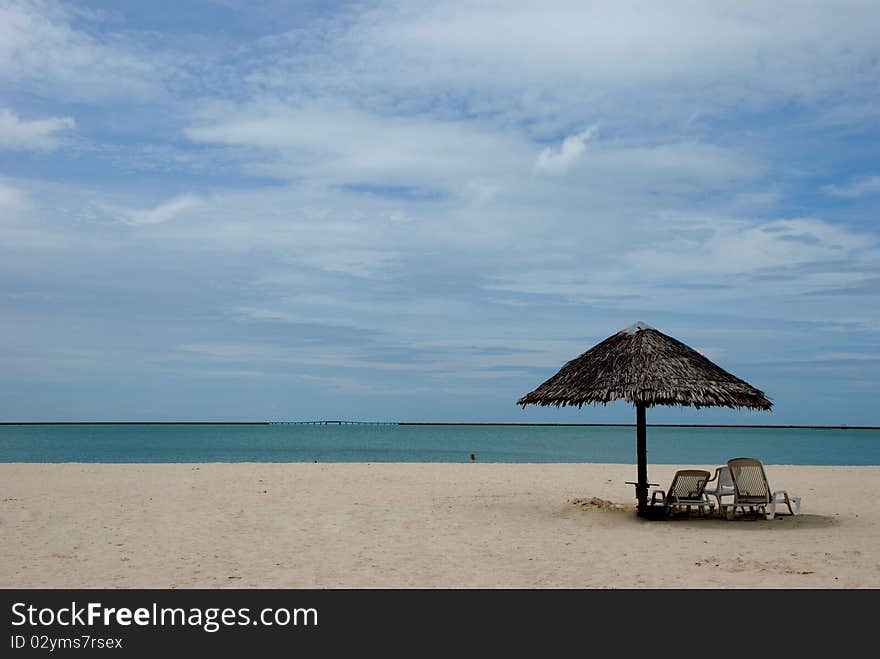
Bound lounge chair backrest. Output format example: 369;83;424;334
727;457;771;504
667;469;711;502
717;466;733;489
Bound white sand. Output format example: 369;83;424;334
2;463;878;588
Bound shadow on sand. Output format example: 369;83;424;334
642;512;840;530
569;498;839;530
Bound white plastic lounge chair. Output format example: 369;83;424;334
648;469;714;516
703;465;735;513
724;457;801;520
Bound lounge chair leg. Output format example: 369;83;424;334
726;506;735;521
765;502;776;520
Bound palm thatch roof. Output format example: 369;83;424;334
518;322;772;410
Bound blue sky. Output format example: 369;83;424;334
2;0;879;423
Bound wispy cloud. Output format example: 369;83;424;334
117;195;205;226
0;107;74;150
0;0;168;100
185;101;531;189
823;175;880;198
535;126;598;174
0;180;27;212
486;214;880;312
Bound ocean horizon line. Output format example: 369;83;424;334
1;421;878;430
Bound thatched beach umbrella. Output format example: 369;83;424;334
517;322;772;517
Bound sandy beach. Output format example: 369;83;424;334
2;463;878;588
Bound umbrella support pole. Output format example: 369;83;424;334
636;404;648;516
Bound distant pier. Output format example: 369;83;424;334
270;420;399;425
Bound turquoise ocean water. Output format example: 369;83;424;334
0;423;878;465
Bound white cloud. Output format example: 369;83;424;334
823;175;880;198
185;102;758;204
0;0;168;100
176;342;428;373
578;141;761;188
622;216;875;277
486;214;880;309
535;126;597;174
0;107;73;150
118;195;205;226
186;101;532;188
0;181;27;212
243;1;880;128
